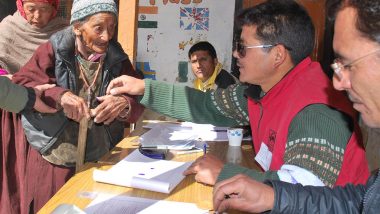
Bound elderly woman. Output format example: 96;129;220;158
0;0;67;76
5;0;144;213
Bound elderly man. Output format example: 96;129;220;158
7;0;144;212
106;0;369;188
212;0;380;213
189;41;237;91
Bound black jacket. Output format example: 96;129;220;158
265;170;380;213
215;69;237;89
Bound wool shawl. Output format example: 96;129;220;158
0;11;67;74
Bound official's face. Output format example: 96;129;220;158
233;25;275;91
333;7;380;128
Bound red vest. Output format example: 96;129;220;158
247;57;369;186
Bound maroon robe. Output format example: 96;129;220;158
1;40;144;213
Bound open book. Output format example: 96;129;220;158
93;150;192;193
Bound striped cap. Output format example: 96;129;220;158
70;0;117;24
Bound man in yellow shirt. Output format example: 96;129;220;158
189;41;237;91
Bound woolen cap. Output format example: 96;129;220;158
70;0;117;24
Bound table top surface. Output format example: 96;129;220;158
38;128;258;214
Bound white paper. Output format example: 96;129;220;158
85;194;208;214
140;125;199;150
142;122;250;144
93;150;192;193
277;164;325;186
254;143;272;171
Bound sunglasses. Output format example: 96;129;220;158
235;42;292;58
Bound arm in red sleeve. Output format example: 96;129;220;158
12;42;68;108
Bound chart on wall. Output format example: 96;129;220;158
136;0;235;85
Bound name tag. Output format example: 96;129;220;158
254;142;272;171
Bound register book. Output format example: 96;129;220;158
93;150;192;193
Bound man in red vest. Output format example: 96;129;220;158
106;0;369;188
212;0;380;213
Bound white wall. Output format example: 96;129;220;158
136;0;235;86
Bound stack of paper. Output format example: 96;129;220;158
140;125;204;150
140;122;238;151
85;194;208;214
93;150;192;193
143;122;251;141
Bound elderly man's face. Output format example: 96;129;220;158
23;1;54;28
77;13;116;54
333;7;380;128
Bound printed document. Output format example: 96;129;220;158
93;150;192;193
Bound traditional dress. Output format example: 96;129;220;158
0;1;66;74
0;1;67;213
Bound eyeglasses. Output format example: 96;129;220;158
331;49;380;79
235;42;292;58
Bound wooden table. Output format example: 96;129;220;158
38;128;259;213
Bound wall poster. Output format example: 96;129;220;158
136;0;236;86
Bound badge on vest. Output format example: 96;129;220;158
254;142;272;171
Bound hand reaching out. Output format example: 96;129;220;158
33;83;57;113
106;75;145;96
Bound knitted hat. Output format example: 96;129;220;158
70;0;117;24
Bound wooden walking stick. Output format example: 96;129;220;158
76;117;89;173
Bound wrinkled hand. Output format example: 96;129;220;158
213;174;275;213
183;154;224;185
91;95;128;124
106;75;145;96
60;91;90;122
33;84;57;113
